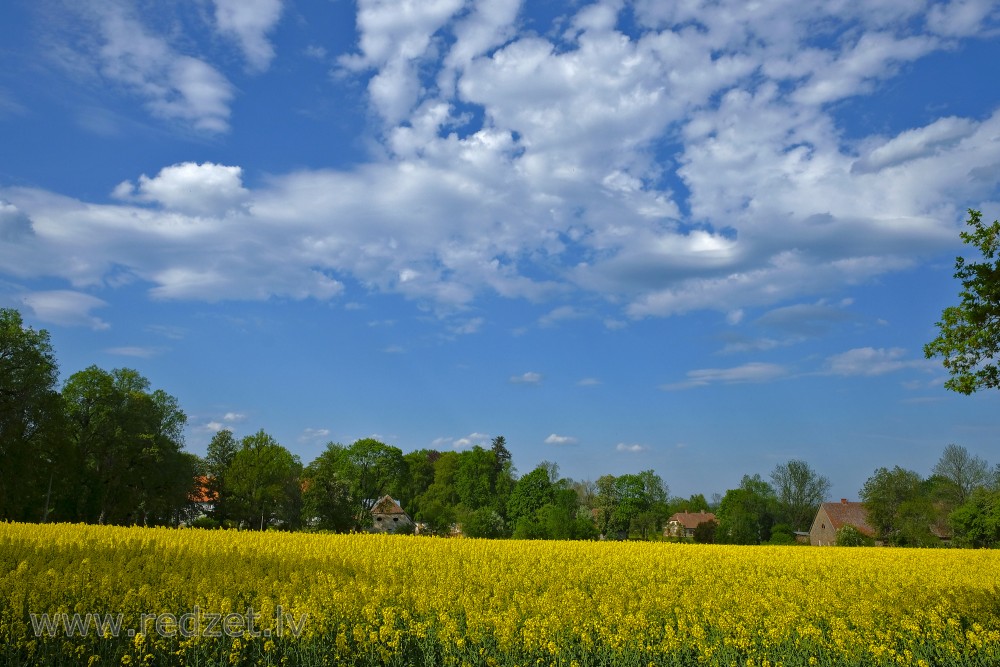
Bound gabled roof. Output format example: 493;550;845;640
189;476;217;504
668;511;716;530
371;495;408;516
819;501;875;537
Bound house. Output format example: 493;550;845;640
809;499;876;546
370;495;414;534
184;476;217;525
665;511;716;538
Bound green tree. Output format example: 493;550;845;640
205;429;239;525
226;430;300;530
932;443;990;506
0;309;65;522
302;442;355;532
455;446;496;511
347;438;404;511
860;466;936;546
925;209;1000;393
770;459;831;531
835;525;875;547
412;451;460;534
716;475;778;545
692;519;717;544
507;464;556;531
395;449;439;518
950;487;1000;548
61;366;190;525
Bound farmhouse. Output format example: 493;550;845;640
809;499;876;546
370;495;414;533
665;510;716;538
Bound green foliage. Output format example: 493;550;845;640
716;475;777;545
595;470;668;539
396;449;438;517
950;487;1000;548
692;519;717;544
301;442;356;532
770;459;831;532
226;430;301;530
767;523;796;545
835;525;875;547
455;446;497;511
61;365;190;525
507;465;556;527
932;443;990;506
190;516;220;529
460;507;505;538
205;428;239;524
860;466;937;547
0;308;65;522
348;438;405;510
925;209;1000;394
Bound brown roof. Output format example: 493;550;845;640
371;495;408;516
820;501;875;537
668;511;716;530
189;475;217;504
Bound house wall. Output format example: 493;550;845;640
809;507;838;546
371;513;413;533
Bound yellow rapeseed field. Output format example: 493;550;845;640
1;522;998;666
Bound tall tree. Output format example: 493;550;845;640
347;438;404;510
394;448;439;518
950;487;1000;548
491;435;511;471
226;430;300;530
716;475;778;545
770;459;831;531
860;466;936;547
507;464;556;531
301;442;357;531
932;444;990;505
205;429;239;524
925;209;1000;393
62;366;189;525
454;445;496;511
0;309;65;522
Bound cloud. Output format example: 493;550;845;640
662;362;788;390
105;346;164;358
212;0;283;71
545;433;578;445
223;412;246;423
0;200;33;241
753;299;856;337
446;433;492;449
853;117;978;174
576;377;601;387
449;317;484;335
538;305;586;328
76;4;234;132
299;427;331;443
20;290;110;330
824;347;930;376
510;371;542;385
383;344;405;353
113;162;250;216
616;442;648;453
6;2;1000;324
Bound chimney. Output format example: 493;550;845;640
841;498;848;504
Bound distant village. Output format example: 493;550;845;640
4;306;999;548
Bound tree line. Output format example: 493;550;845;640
3;306;999;546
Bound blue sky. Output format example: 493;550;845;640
2;0;999;502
